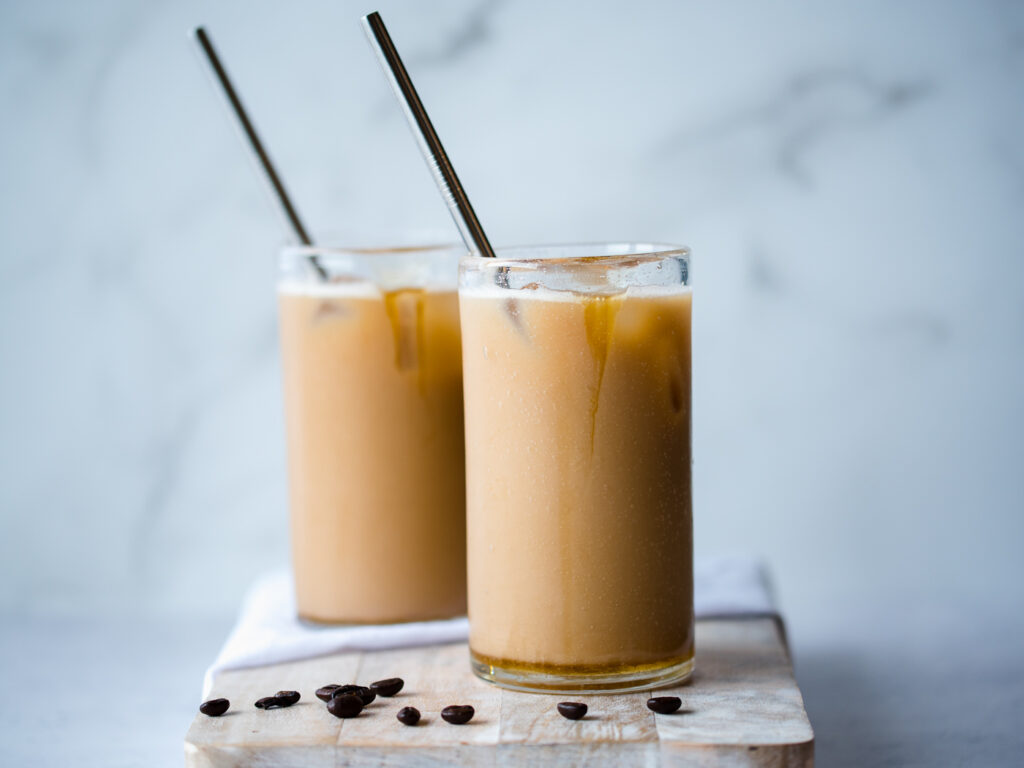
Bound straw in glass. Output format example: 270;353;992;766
191;26;327;279
361;11;496;260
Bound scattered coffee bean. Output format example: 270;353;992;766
326;693;364;719
332;684;375;706
199;698;229;717
441;705;475;724
370;677;405;697
396;706;421;726
316;684;341;702
274;690;301;706
646;696;682;714
255;693;297;710
556;702;588;720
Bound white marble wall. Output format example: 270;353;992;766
1;0;1022;642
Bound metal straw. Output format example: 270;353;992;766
191;26;327;279
361;11;496;258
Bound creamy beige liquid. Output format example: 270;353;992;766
461;287;693;672
278;282;466;623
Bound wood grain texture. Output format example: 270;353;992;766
185;618;814;767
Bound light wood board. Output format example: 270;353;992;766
184;618;814;767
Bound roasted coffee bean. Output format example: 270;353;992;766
646;696;682;714
332;684;375;706
316;684;341;702
274;690;301;706
327;693;364;719
441;705;475;725
556;702;587;720
256;694;295;710
370;677;405;697
396;706;421;726
199;698;230;717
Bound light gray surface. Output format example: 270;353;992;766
0;616;230;768
2;606;1022;767
795;596;1024;766
1;0;1023;765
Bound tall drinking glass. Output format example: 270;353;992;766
460;243;693;692
278;244;467;623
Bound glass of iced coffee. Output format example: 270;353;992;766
278;243;467;624
460;243;693;692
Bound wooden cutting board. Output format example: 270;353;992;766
184;617;814;767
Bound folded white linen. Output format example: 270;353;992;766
203;555;776;696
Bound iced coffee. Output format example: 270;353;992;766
278;245;467;623
460;244;693;692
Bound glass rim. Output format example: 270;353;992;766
280;242;465;260
460;241;690;268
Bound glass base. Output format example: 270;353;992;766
470;649;695;694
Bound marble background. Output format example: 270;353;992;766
1;1;1023;765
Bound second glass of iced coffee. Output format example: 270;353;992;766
279;243;467;624
461;243;694;692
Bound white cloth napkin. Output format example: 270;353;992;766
203;555;776;696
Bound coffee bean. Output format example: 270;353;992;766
441;705;474;724
396;706;421;726
646;696;682;714
327;693;364;719
199;698;229;717
255;693;296;710
556;702;587;720
316;684;341;702
370;677;404;697
332;685;375;706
